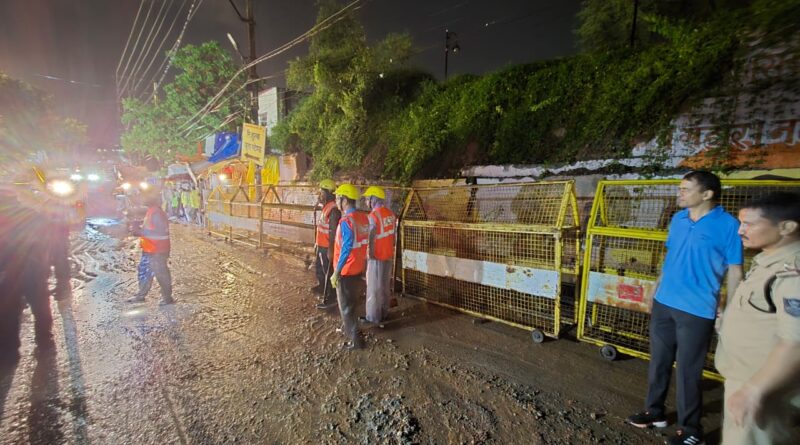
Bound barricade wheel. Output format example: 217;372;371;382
531;329;545;344
600;345;618;361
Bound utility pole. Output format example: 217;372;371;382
444;30;460;80
630;0;639;49
228;0;258;123
246;0;258;124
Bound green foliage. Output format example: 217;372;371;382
0;72;89;163
271;0;417;179
121;42;247;162
576;0;752;52
274;0;796;182
382;1;797;181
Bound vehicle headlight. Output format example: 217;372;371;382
139;182;150;190
121;182;132;191
48;180;75;197
87;173;100;181
70;173;84;181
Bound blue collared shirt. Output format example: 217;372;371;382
655;205;743;319
336;208;356;273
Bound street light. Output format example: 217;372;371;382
227;33;246;63
444;29;460;80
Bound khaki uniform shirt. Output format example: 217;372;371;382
715;241;800;382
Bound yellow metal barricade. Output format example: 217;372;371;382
400;181;581;341
577;179;800;380
228;186;261;247
260;184;318;248
206;185;236;240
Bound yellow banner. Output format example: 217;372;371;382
241;123;266;166
246;161;257;201
261;156;280;186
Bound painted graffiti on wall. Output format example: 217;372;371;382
642;41;800;170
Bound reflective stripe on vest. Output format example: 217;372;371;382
141;206;171;253
334;211;369;276
315;201;336;247
369;207;396;261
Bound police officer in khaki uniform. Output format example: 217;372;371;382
716;191;800;445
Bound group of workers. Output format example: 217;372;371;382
0;186;73;361
311;180;397;350
162;183;202;225
622;171;800;445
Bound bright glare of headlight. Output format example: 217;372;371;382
121;182;131;191
219;174;228;182
139;182;150;190
87;173;100;181
49;180;75;196
70;173;84;181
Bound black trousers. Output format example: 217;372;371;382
314;247;335;303
0;268;51;353
646;300;715;435
50;237;71;296
336;275;362;343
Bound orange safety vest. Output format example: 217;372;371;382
315;201;337;247
333;211;369;276
141;206;171;253
369;206;396;261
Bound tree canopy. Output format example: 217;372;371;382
270;0;423;179
120;41;247;162
273;0;798;181
0;72;88;165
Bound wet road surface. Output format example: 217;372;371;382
0;220;724;444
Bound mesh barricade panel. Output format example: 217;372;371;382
401;181;580;338
578;179;800;379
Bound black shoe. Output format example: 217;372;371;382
626;411;668;429
159;297;175;305
127;296;145;303
666;430;704;445
316;302;336;310
309;285;324;295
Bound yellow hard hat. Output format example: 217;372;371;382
362;186;386;200
334;183;360;201
319;179;336;191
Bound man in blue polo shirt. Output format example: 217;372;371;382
627;171;743;445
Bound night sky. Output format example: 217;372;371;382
0;0;582;147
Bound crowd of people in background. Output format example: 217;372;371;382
162;181;205;227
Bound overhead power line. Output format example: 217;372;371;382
147;0;205;103
130;0;190;97
117;0;157;98
178;0;366;134
118;0;176;99
116;0;147;82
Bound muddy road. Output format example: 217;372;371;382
0;221;724;444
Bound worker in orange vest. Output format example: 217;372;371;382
330;184;369;350
312;179;341;309
362;186;397;324
128;190;174;305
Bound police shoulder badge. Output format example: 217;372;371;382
784;298;800;317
